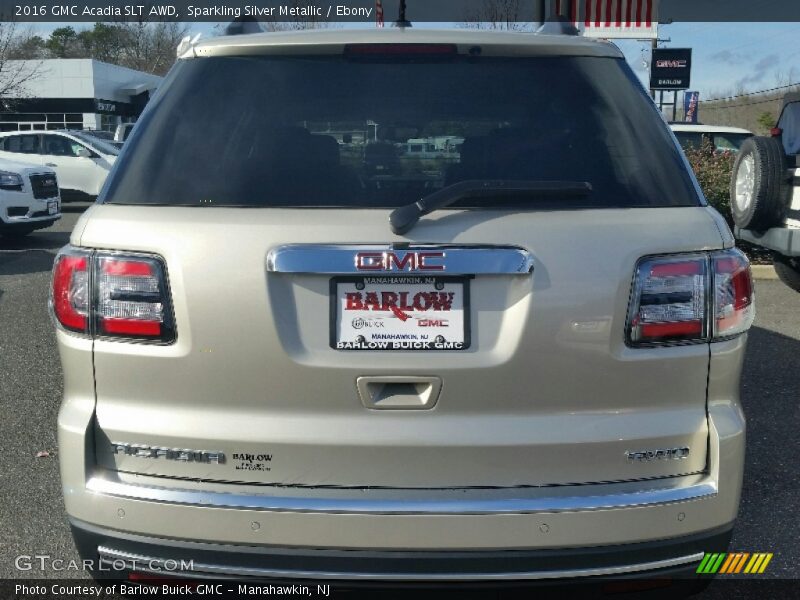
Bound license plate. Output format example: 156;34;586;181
47;200;58;215
331;276;470;351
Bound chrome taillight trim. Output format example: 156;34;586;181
267;244;534;275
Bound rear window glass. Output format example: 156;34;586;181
779;101;799;156
713;133;752;153
102;54;700;209
674;132;704;151
3;134;40;154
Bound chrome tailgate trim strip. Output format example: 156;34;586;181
86;477;717;515
267;244;534;275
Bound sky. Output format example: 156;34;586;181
28;20;800;100
614;22;800;98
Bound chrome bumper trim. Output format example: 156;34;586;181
86;477;717;515
97;546;704;581
266;244;534;275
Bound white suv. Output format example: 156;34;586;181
670;124;754;154
0;157;60;237
0;130;118;199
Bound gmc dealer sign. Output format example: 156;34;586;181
650;48;692;90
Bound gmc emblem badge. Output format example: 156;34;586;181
355;251;445;272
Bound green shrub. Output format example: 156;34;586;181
683;140;773;264
683;139;736;224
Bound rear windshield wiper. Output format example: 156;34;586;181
389;180;593;235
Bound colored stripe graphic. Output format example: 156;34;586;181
697;553;725;574
733;553;750;573
719;553;736;574
699;552;773;574
696;553;713;573
745;553;774;574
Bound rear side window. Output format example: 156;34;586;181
3;134;40;154
42;135;81;157
103;54;700;209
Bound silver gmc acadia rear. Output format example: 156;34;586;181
52;28;753;587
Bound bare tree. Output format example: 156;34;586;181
6;25;47;59
462;0;534;31
261;0;333;32
0;22;43;108
118;19;190;75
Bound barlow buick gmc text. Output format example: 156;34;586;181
52;28;752;590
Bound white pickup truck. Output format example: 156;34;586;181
731;92;800;290
0;157;60;237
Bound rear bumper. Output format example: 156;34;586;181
0;213;60;230
71;518;731;582
736;226;800;256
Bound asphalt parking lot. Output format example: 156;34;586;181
0;203;798;596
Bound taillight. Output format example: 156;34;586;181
52;248;91;334
713;250;755;338
770;127;782;137
51;246;175;344
627;249;754;347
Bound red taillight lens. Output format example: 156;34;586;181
627;250;754;347
95;255;174;341
52;250;90;333
51;246;175;343
770;127;783;137
628;255;708;345
714;249;755;338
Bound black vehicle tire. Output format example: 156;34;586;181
774;255;800;292
730;136;791;231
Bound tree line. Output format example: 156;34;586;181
5;21;189;76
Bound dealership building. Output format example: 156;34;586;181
0;59;162;133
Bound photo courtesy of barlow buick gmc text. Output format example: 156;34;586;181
0;1;799;599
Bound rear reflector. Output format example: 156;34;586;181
627;249;754;347
51;246;175;344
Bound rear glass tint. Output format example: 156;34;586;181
102;54;701;209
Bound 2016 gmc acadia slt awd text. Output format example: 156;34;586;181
52;29;753;585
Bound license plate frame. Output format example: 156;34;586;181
330;275;471;351
47;200;58;215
